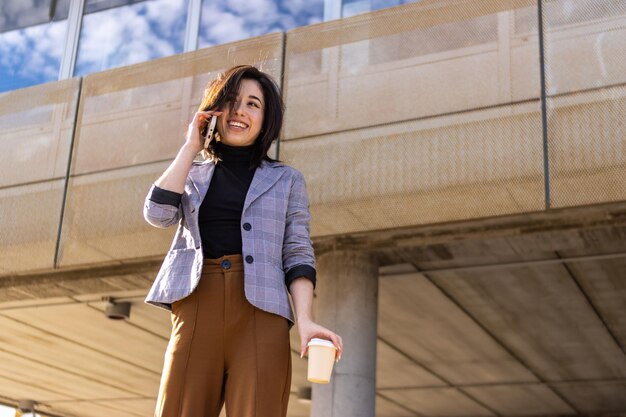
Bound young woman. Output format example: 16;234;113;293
143;65;343;417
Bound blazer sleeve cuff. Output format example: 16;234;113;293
285;264;317;290
149;184;183;207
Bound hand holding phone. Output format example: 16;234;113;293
204;115;218;150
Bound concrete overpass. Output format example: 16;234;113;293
1;1;625;416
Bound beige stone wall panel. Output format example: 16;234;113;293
281;102;545;237
0;80;80;273
283;0;540;140
0;79;79;187
544;1;626;208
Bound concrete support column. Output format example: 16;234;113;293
311;250;379;417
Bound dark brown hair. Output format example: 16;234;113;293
198;65;283;168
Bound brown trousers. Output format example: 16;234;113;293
154;254;292;417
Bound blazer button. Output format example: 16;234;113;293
243;222;251;231
245;255;254;264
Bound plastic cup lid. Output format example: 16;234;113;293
307;338;337;349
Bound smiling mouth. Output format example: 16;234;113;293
228;121;249;130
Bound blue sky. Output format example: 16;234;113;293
0;402;42;416
0;406;37;417
74;0;188;76
198;0;323;48
0;0;324;93
0;404;14;417
0;19;66;92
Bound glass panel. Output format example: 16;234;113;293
282;0;544;237
198;0;323;48
58;34;284;266
0;0;70;91
0;405;15;416
544;0;626;207
74;0;188;76
0;20;68;92
0;0;70;33
0;79;80;273
342;0;423;18
84;0;150;14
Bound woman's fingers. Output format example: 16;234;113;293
298;322;344;362
328;333;342;361
318;331;343;361
193;111;223;127
198;110;223;119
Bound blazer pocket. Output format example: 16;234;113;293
156;247;196;288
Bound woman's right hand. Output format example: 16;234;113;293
184;110;223;154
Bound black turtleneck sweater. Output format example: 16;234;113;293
148;142;316;289
199;141;256;259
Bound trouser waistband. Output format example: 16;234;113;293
203;254;244;272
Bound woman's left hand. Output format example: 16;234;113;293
298;319;343;362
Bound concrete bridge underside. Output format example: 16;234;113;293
1;201;625;417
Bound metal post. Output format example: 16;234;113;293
537;0;551;209
184;0;202;52
58;0;85;79
324;0;343;21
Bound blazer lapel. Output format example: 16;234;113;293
187;161;215;207
187;158;284;212
243;159;285;213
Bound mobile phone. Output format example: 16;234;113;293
204;115;218;149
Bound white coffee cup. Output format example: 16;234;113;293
307;338;337;384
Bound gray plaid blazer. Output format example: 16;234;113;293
143;158;315;326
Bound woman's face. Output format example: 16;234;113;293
217;79;265;147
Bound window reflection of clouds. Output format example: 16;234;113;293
343;0;422;18
0;0;69;33
85;0;150;14
198;0;323;48
0;21;66;92
74;0;187;76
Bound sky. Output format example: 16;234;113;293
0;404;15;417
0;403;39;416
198;0;323;48
0;0;324;93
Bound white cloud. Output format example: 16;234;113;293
0;404;16;417
198;0;323;47
1;0;48;29
280;0;323;17
144;0;186;35
200;5;253;44
1;0;326;89
0;19;64;83
76;1;183;74
226;0;280;24
0;0;187;89
2;29;28;49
